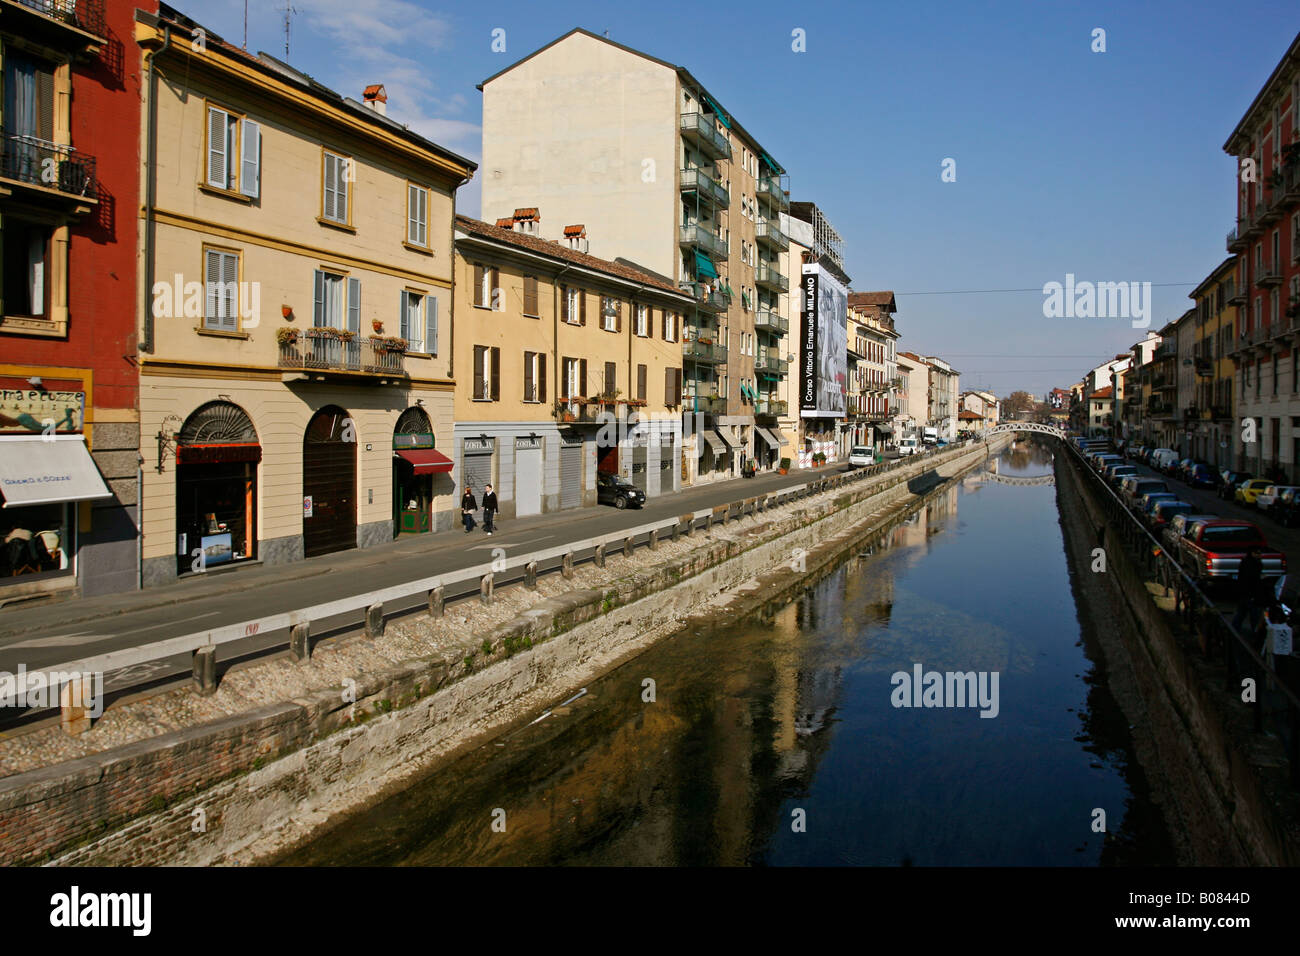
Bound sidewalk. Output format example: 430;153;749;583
0;463;849;643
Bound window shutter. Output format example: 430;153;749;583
638;364;647;401
665;367;673;407
580;358;588;397
473;265;486;307
661;309;667;339
615;300;622;332
474;346;486;399
204;249;221;327
322;153;335;220
220;251;238;330
426;295;438;356
604;362;616;396
539;355;547;403
560;285;569;322
524;352;534;400
239;119;260;198
491;347;501;401
675;369;683;405
491;269;500;310
524;276;538;316
347;276;360;335
207;107;228;187
313;270;325;327
579;290;586;326
337;160;349;222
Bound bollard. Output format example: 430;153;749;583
680;514;693;537
365;602;385;638
705;512;713;532
648;529;659;551
428;584;445;618
594;543;606;568
562;551;574;579
624;536;634;558
290;622;312;662
671;521;680;542
757;496;766;513
59;676;93;736
525;560;538;589
192;646;217;696
720;505;729;526
481;573;494;605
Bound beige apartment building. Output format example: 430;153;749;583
452;213;691;513
478;28;792;483
896;353;927;436
846;292;900;450
135;9;474;586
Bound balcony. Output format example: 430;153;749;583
1285;164;1300;202
0;129;98;210
1147;401;1174;417
1227;282;1248;306
756;175;788;210
687;394;727;416
1227;224;1246;253
1153;340;1177;360
683;339;728;364
279;330;408;379
1257;259;1284;287
680;167;730;208
1258;189;1282;224
756;260;788;293
754;351;789;375
1242;206;1263;239
754;310;788;334
680;281;730;314
756;398;788;417
3;0;105;53
755;218;789;251
679;222;728;260
553;400;623;425
679;111;731;161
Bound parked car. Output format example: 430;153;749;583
1187;464;1220;489
1161;512;1219;554
1218;471;1253;501
1177;519;1287;587
1235;478;1274;507
1254;484;1299;515
596;473;646;509
1147;499;1198;532
1277;487;1300;527
1173;458;1199;481
1105;463;1139;487
897;437;919;456
1120;476;1172;508
848;445;876;468
1148;448;1179;472
1136;492;1181;521
1092;454;1124;473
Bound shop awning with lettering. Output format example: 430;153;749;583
395;449;454;474
0;436;112;508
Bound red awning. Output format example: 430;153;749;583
395;449;453;474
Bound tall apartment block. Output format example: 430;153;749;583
479;28;792;483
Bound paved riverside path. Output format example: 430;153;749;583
0;458;938;693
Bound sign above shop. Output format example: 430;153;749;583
515;436;541;450
463;437;496;454
0;390;85;434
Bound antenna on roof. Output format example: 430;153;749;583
243;0;247;49
284;0;298;59
603;29;609;38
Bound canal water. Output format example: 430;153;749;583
279;441;1174;866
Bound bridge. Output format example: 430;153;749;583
986;422;1068;439
968;472;1056;487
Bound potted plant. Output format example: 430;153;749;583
372;319;384;333
812;452;827;467
779;457;791;475
275;327;298;346
373;336;408;352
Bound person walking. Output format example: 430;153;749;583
482;483;498;535
461;485;477;534
1232;545;1265;636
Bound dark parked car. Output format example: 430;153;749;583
1278;487;1300;527
1105;463;1139;487
1218;471;1253;501
597;473;646;509
1147;499;1197;532
1187;464;1219;489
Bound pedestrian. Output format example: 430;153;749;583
1232;545;1265;636
482;483;498;535
461;485;477;534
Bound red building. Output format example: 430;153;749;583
1223;32;1300;478
0;0;155;603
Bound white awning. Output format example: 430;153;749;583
768;428;788;445
0;435;113;508
754;427;781;450
702;431;728;455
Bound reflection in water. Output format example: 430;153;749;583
279;442;1173;866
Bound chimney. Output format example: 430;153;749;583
564;224;587;253
362;84;388;116
512;208;539;235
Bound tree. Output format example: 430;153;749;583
1002;390;1036;417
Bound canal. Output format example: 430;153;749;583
278;440;1175;866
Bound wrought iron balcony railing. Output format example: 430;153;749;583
9;0;106;39
278;330;406;376
0;128;97;200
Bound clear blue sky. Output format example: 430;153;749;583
198;0;1298;396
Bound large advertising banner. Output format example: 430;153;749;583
799;263;847;418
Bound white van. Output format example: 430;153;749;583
898;437;919;456
1148;448;1178;471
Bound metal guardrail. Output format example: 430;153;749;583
1065;438;1300;785
16;440;987;717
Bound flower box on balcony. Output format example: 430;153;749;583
370;335;408;353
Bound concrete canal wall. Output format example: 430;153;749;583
0;439;1007;866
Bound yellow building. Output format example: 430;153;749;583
1189;257;1239;469
135;9;474;587
453;214;693;513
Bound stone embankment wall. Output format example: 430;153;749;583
0;440;1005;866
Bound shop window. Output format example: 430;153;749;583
1;220;51;318
1;504;70;580
175;401;260;575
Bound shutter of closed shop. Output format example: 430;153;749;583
462;450;493;499
632;444;648;493
560;442;582;510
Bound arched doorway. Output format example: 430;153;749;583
392;406;451;536
176;401;261;575
303;405;356;557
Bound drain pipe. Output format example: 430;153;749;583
141;24;172;355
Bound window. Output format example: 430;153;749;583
562;357;588;399
322;150;351;224
473;265;500;310
407;184;428;246
523;351;546;403
203;247;240;331
603;362;617;398
601;295;620;332
562;285;585;325
634;303;648;337
523;275;539;317
400;290;435;354
1274;354;1279;396
205;104;260;198
663;310;678;342
473;345;500;401
1;220;51;317
664;367;682;406
313;269;359;332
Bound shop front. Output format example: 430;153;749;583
754;426;781;469
392;406;452;536
174;401;261;575
460;436;496;500
303;405;357;558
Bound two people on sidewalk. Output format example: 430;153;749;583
461;483;499;535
